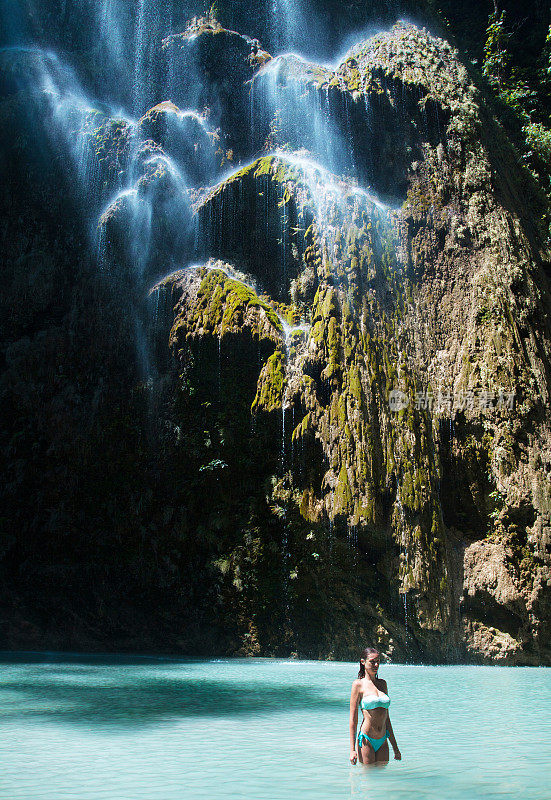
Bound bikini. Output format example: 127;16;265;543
357;691;390;752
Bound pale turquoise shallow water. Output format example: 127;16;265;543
0;655;550;800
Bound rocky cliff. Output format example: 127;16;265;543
1;3;550;663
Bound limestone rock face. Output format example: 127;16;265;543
341;23;551;664
464;541;524;611
156;261;283;346
462;540;528;664
99;147;194;282
162;23;266;160
160;21;551;662
2;10;551;663
138;102;218;186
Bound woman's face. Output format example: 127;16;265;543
363;653;379;675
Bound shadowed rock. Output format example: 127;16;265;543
139;101;219;186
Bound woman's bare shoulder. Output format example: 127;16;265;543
351;678;362;691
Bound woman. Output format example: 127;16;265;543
349;647;401;765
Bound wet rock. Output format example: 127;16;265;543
4;13;551;664
139;101;218;185
152;260;285;453
249;54;348;170
196;155;314;300
339;21;551;660
162;24;267;159
156;259;282;346
99;148;194;282
181;21;551;660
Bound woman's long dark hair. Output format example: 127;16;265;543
358;647;379;678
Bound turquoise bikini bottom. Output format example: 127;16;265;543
357;729;388;753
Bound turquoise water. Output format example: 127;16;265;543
0;655;550;800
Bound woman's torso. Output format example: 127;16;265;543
359;678;389;737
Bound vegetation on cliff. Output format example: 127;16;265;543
1;0;550;664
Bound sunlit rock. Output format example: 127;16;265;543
3;7;551;665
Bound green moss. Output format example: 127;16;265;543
334;464;353;516
253;156;275;178
348;366;363;406
251;350;286;413
319;286;338;320
292;412;311;441
340;393;349;425
401;470;415;509
357;494;375;523
322;316;340;379
342;64;362;93
189;269;282;336
311;320;324;342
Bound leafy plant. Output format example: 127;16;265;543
199;458;228;472
483;12;511;91
482;11;551;243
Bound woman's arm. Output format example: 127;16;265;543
349;680;360;763
386;714;401;760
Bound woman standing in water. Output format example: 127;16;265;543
349;647;402;765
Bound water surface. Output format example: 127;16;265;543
0;655;549;799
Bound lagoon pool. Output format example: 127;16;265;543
0;655;549;800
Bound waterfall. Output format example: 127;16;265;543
5;0;413;653
395;491;410;655
270;0;304;53
134;0;149;114
9;0;396;474
250;55;355;179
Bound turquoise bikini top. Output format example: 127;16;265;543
360;691;390;711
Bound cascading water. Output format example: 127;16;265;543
1;48;118;223
134;0;149;114
6;0;412;654
90;0;392;476
395;492;410;656
269;0;307;54
250;55;354;179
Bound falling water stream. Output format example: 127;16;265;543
4;3;532;797
5;0;412;646
394;492;410;654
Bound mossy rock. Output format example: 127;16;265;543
252;349;286;413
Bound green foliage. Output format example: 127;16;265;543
480;10;551;241
499;78;538;123
482;12;511;91
488;488;504;516
524;122;551;171
542;24;551;85
199;458;228;472
251;350;286;413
